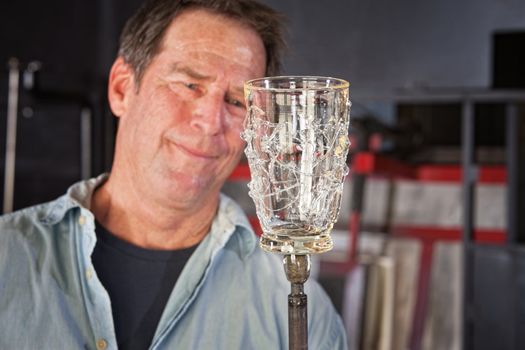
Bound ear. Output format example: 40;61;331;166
108;57;135;117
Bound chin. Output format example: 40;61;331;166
161;172;214;202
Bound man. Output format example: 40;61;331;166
0;0;348;349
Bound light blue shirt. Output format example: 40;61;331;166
0;175;347;350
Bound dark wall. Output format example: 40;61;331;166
261;0;525;100
0;0;144;211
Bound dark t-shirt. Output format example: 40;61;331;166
92;222;197;350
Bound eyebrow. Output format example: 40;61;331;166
169;63;211;81
169;63;245;96
231;86;244;96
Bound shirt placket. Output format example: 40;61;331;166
149;224;236;350
76;209;118;350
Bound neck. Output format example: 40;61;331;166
91;173;219;250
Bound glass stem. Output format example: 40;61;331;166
283;254;311;350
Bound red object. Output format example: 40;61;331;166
391;225;506;244
478;166;507;183
368;133;383;152
248;216;262;236
352;152;507;184
348;212;361;261
416;165;462;182
352;152;414;178
229;163;251;181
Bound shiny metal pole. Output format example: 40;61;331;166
283;254;311;350
3;58;20;214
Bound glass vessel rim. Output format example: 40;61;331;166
245;75;350;92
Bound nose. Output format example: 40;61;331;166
190;91;225;135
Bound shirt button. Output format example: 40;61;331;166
96;339;107;350
78;215;86;226
85;268;93;280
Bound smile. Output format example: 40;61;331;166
171;142;219;159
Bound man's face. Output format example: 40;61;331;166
112;9;266;210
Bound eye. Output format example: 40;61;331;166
185;82;198;90
168;81;200;94
226;96;245;109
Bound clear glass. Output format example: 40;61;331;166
242;76;351;254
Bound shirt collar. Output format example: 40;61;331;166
38;174;258;258
40;173;108;225
208;193;258;259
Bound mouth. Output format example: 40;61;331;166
171;141;219;160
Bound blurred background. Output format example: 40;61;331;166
0;0;524;349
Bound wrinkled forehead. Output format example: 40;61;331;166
158;8;266;76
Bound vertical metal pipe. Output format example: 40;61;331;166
505;103;518;245
283;254;311;350
505;102;519;350
80;107;92;179
461;100;476;350
3;58;20;214
349;174;366;262
462;100;476;244
288;283;308;350
516;104;525;244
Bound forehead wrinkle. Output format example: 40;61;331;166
169;62;214;81
153;9;266;89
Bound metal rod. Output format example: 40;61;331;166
288;283;307;350
283;254;310;350
80;107;92;179
505;102;521;350
3;58;20;214
505;103;518;245
461;100;476;350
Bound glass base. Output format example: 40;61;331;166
260;233;333;255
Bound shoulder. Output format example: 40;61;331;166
0;174;106;243
0;197;73;269
0;201;55;238
0;202;59;297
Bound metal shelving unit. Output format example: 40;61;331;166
459;93;525;350
228;89;524;349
